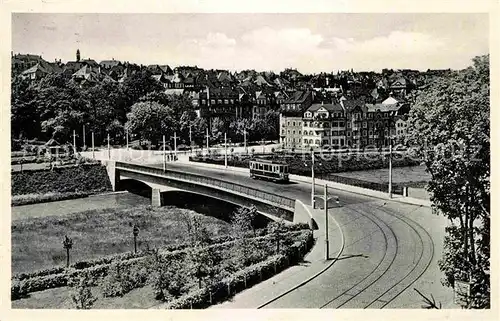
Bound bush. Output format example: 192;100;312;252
11;191;90;206
11;163;112;196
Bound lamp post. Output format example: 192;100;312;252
63;235;73;268
133;225;139;254
73;130;77;155
163;135;166;172
243;130;248;154
171;132;179;160
189;125;193;152
311;148;315;208
314;185;340;260
82;125;86;150
205;128;210;155
388;140;393;198
126;127;129;150
107;133;111;160
224;132;228;168
91;131;95;159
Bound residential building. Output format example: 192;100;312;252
279;90;314;149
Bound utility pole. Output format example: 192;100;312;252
243;130;247;154
82;125;86;149
126;127;129;150
388;139;393;198
205;128;210;155
224;132;228;168
171;132;179;159
261;139;265;154
311;148;315;208
324;184;329;260
189;125;192;151
91;132;95;159
73;130;77;155
107;133;111;160
163;135;166;172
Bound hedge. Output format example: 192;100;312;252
11;191;91;206
161;230;314;309
12;229;311;298
11;163;112;196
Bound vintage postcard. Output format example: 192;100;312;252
0;0;497;320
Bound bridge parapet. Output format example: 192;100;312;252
115;161;296;211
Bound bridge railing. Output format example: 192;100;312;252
115;161;296;209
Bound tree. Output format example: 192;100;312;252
11;77;41;139
231;205;257;237
190;117;208;147
211;118;226;143
122;69;164;105
406;55;490;308
268;219;286;254
125;101;175;146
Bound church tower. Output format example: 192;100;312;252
76;49;80;62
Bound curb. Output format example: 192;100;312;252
256;204;345;308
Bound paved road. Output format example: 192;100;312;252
139;161;454;309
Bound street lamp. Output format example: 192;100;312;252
314;184;340;260
63;235;73;267
224;132;228;168
163;134;166;172
133;225;139;254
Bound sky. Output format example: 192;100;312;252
11;13;489;74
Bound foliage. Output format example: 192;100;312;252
11;191;90;206
150;253;191;300
406;55;490;308
231;205;257;237
100;263;149;297
11;164;112;196
70;272;98;309
125;101;175;146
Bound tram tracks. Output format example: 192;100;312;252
258;203;435;309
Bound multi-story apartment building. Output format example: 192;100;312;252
279;90;314;149
279;93;410;150
302;102;346;148
195;87;253;130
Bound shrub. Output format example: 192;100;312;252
11;191;90;206
69;272;98;309
11;164;112;196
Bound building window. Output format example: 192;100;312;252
293;122;296;126
293;130;295;135
224;99;228;104
363;122;367;128
347;132;351;137
211;99;215;105
299;131;301;134
304;122;308;127
339;121;344;127
347;122;351;128
202;99;206;105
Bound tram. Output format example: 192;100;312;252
249;158;289;182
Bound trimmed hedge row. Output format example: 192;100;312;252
162;230;314;309
12;229;310;298
13;223;307;282
11;163;112;196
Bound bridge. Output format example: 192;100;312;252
98;157;453;308
106;161;314;225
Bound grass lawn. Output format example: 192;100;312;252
11;284;160;309
11;205;232;275
333;165;430;185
